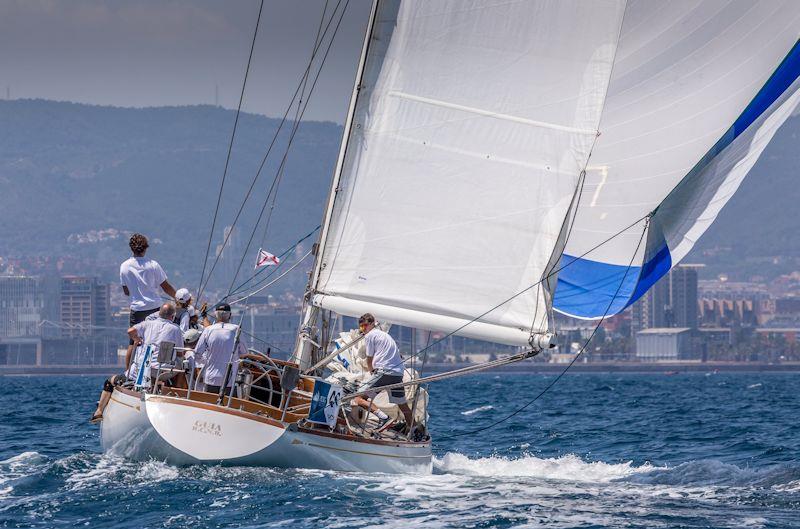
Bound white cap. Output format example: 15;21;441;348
184;328;201;344
175;288;192;303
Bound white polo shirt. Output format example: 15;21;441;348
120;257;167;311
365;328;404;375
193;322;248;387
127;317;184;380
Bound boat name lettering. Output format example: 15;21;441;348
192;420;222;436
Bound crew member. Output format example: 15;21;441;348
119;233;176;375
352;313;414;433
193;302;248;394
90;302;182;422
174;288;193;333
126;302;184;384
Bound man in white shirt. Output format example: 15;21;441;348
120;233;176;371
174;287;194;333
90;303;183;422
352;313;414;433
192;302;248;395
126;302;184;382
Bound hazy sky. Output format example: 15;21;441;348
0;0;372;123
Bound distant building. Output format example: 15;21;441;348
632;264;701;334
635;328;693;361
59;276;110;337
0;276;43;338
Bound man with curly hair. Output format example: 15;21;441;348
119;233;176;374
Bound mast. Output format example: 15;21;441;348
291;0;380;369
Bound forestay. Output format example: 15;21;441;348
555;0;800;318
313;0;627;346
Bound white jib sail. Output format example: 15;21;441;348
554;0;800;319
312;0;627;346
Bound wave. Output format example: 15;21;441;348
460;405;493;416
432;452;800;493
623;459;800;489
434;452;659;482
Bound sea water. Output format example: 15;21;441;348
1;372;798;528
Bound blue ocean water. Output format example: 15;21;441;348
1;372;799;528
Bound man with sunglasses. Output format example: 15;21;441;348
352;313;415;434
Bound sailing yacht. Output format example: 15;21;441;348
100;0;800;473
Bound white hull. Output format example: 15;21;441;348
101;388;432;474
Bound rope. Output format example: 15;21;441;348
196;0;264;303
342;350;540;402
227;250;313;305
258;0;331;252
398;213;650;368
197;0;344;300
227;225;320;298
436;215;650;441
224;0;351;296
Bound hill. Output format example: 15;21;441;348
0;99;798;292
0;99;341;292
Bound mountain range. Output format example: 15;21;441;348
0;99;798;291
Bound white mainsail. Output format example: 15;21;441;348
311;0;628;346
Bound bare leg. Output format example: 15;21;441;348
91;377;115;421
353;396;381;414
398;403;414;433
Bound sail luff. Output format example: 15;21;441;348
307;0;380;296
291;0;379;368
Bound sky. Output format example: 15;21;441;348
0;0;372;123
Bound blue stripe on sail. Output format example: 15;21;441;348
674;40;800;188
732;39;800;139
554;244;670;319
554;40;800;319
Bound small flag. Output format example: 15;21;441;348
255;248;280;269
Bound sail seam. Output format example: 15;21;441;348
386;91;597;135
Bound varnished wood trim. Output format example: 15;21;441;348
115;386;141;398
146;395;287;430
109;394;139;411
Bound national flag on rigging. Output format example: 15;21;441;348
255;248;280;269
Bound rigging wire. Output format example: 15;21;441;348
225;0;352;296
197;0;345;300
435;216;650;442
196;0;265;304
398;212;651;368
226;225;320;298
227;250;313;305
258;0;331;252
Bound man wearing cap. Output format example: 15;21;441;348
174;287;194;333
119;233;176;373
193;302;248;394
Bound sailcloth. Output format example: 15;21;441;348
311;0;800;345
554;0;800;319
312;0;627;346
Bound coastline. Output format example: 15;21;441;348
3;361;800;376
